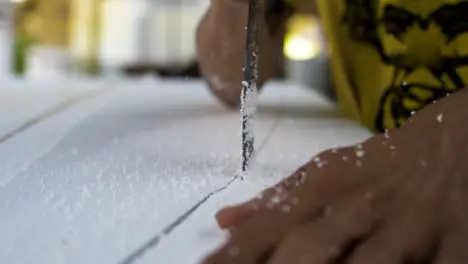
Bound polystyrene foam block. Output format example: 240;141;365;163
0;80;371;264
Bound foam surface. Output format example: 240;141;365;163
0;80;371;264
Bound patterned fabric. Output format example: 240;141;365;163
317;0;468;132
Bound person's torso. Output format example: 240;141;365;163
317;0;468;132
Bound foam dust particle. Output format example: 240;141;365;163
342;156;348;161
384;130;390;138
355;150;365;157
297;168;307;183
437;113;443;122
240;79;258;177
271;195;281;204
317;161;328;168
281;205;290;213
300;169;307;177
356;160;362;167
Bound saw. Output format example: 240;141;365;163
240;0;261;178
241;0;292;177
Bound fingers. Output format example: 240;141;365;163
216;146;359;229
216;204;254;229
205;179;374;264
204;171;341;264
205;198;324;264
346;209;441;264
216;165;310;229
268;199;376;264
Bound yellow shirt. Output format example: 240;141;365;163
317;0;468;132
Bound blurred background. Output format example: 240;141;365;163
3;0;330;94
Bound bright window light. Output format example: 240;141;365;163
284;34;320;61
284;15;322;61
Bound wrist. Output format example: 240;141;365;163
442;88;468;146
398;88;468;150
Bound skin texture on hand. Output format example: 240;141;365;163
202;88;468;264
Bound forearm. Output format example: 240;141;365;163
196;0;288;108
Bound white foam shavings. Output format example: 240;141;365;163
356;150;365;158
270;195;281;204
298;168;307;178
296;169;307;185
240;80;258;177
384;130;390;138
437;113;443;123
317;161;328;168
300;169;307;177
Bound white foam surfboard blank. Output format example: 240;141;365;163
0;80;290;264
0;80;371;264
0;79;107;141
134;82;371;264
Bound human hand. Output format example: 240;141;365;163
202;90;468;264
